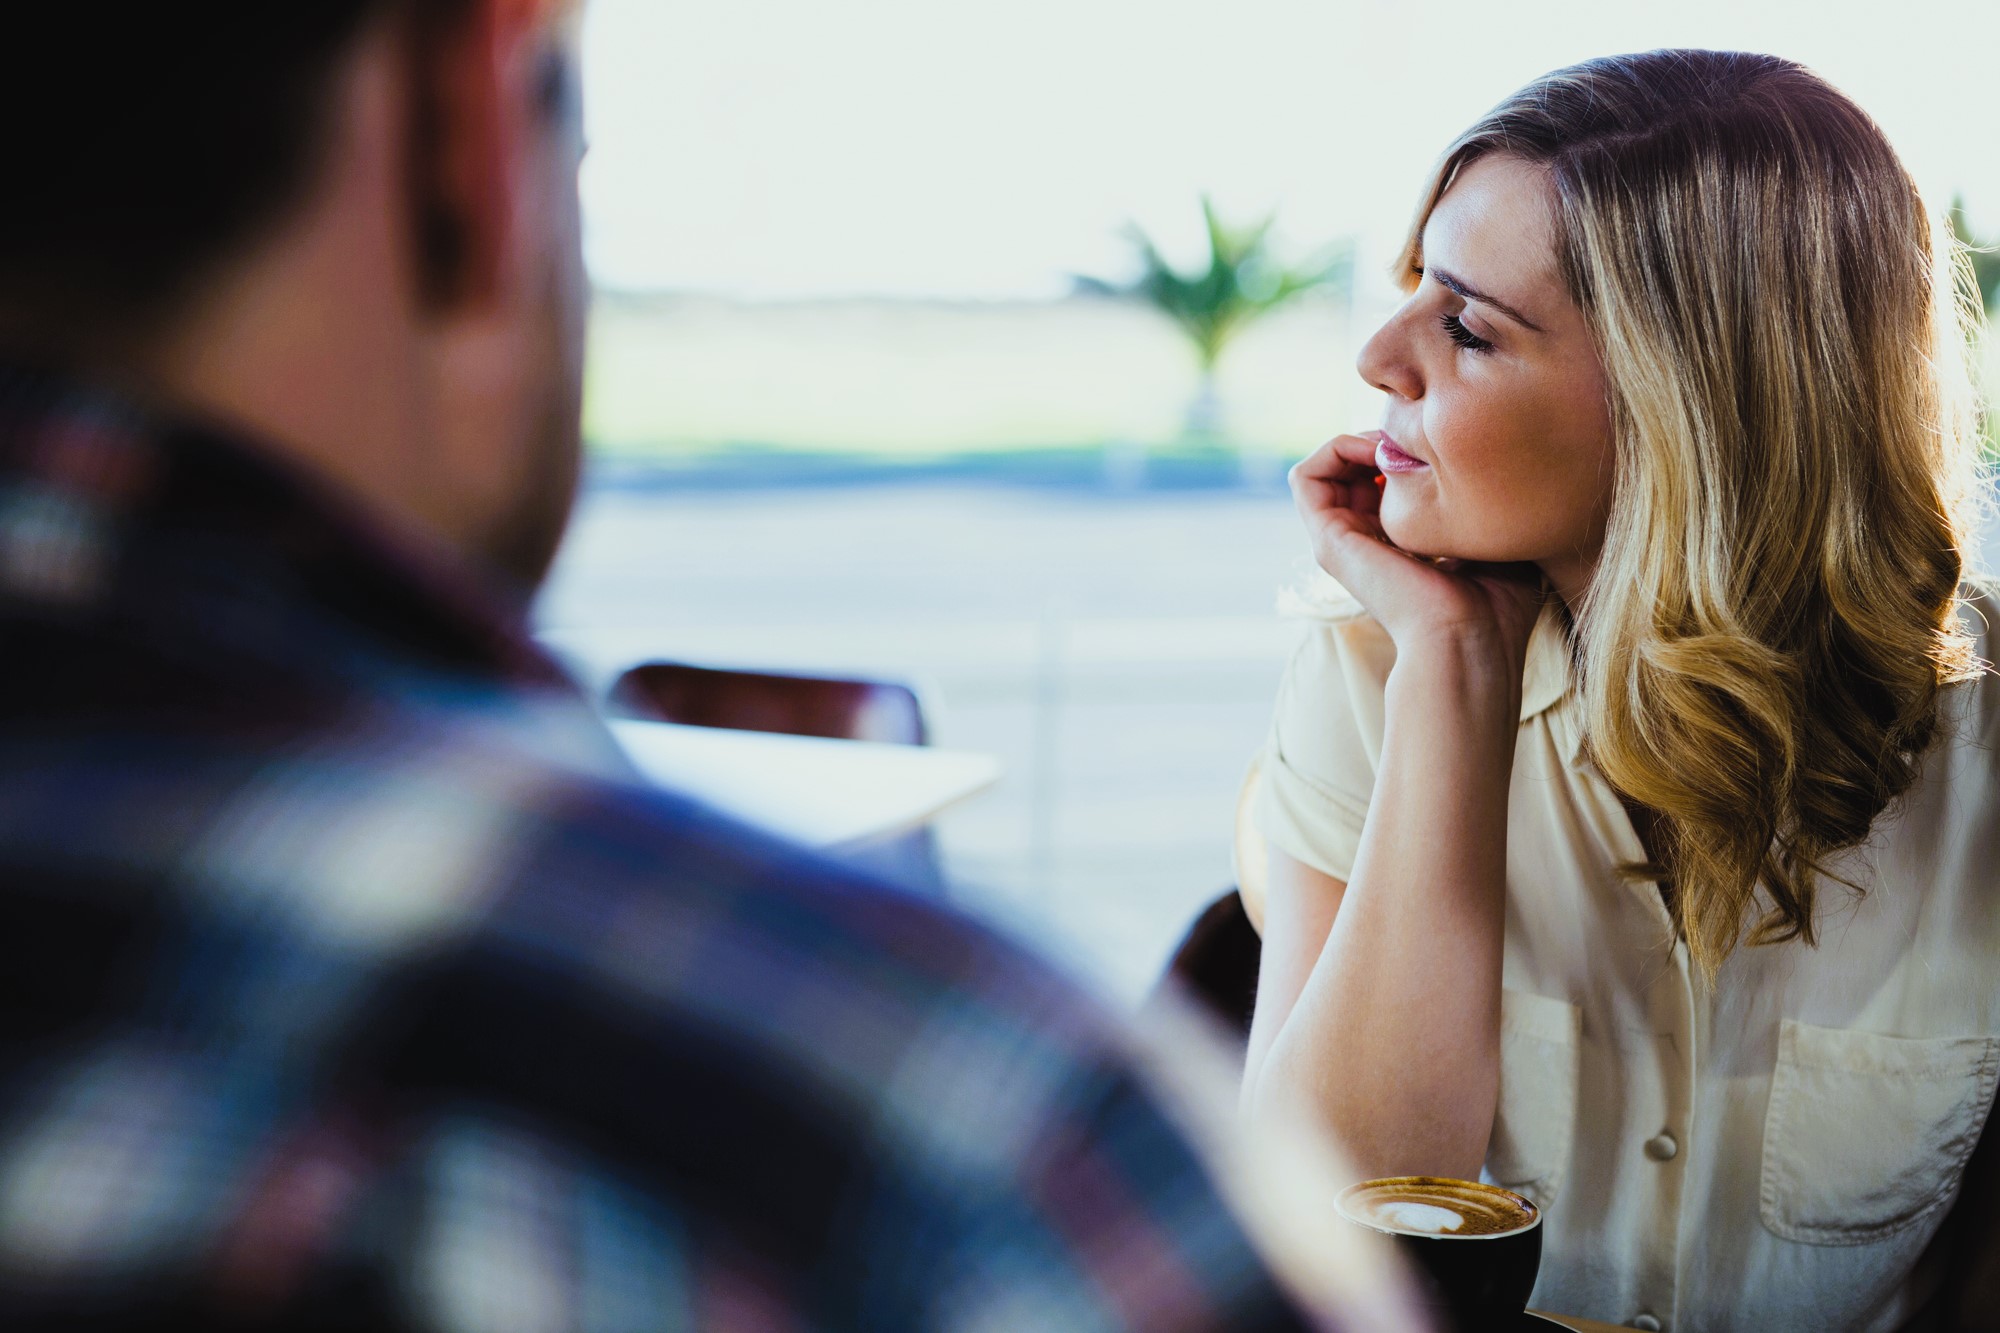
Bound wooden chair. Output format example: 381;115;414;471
1153;889;1262;1046
607;662;945;891
1908;1088;2000;1329
1149;764;1268;1055
608;662;928;746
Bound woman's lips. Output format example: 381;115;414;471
1372;432;1429;474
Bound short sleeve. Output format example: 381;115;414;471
1251;611;1395;890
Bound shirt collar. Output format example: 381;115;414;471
1522;602;1573;724
1520;602;1599;775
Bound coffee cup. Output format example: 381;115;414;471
1335;1176;1542;1330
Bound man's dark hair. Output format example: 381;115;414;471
4;4;467;350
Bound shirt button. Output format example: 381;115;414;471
1630;1316;1662;1331
1644;1132;1679;1162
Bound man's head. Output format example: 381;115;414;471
2;1;588;590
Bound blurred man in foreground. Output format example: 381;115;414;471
0;3;1411;1328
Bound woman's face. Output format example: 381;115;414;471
1357;153;1615;595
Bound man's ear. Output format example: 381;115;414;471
405;0;521;311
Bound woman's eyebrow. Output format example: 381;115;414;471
1429;266;1546;333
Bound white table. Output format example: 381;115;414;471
608;719;1001;849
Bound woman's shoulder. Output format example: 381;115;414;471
1256;574;1396;890
1277;568;1373;624
1275;571;1397;693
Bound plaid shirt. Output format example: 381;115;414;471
0;365;1345;1331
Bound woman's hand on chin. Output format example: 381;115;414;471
1290;433;1546;670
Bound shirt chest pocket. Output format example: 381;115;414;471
1485;987;1581;1209
1760;1019;2000;1247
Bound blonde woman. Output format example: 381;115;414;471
1240;50;1999;1330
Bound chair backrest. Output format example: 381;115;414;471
608;663;929;747
1152;889;1262;1050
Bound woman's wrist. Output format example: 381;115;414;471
1388;629;1527;721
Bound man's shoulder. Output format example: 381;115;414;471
0;694;1106;1080
290;701;1137;1132
0;707;1268;1326
313;727;1315;1331
193;693;1117;1072
497;753;1112;1055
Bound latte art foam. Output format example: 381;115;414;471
1336;1177;1539;1239
1370;1201;1467;1234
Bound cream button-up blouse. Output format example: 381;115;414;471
1243;578;2000;1333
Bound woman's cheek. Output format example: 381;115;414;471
1425;378;1519;466
1417;389;1546;558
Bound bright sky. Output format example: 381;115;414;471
579;0;2000;301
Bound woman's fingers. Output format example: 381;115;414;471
1303;500;1449;605
1290;433;1550;660
1291;474;1383;540
1291;433;1481;619
1290;434;1385;492
1290;434;1386;524
1292;433;1373;470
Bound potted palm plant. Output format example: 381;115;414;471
1082;197;1350;465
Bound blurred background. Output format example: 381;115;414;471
538;0;2000;1002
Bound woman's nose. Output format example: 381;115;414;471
1357;306;1422;402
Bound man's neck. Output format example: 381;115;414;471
131;23;470;577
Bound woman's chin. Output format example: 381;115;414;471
1380;510;1452;560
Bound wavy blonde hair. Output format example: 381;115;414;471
1399;50;1987;974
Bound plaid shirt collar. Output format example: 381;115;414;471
0;360;572;696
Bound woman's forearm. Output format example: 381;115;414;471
1248;634;1521;1178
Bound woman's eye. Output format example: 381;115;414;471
1439;311;1495;355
